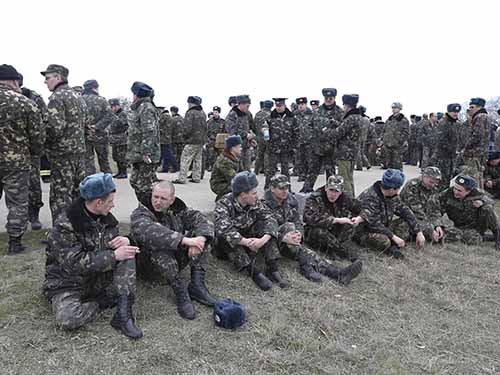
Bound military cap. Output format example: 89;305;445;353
382;169;405;189
207;112;213;117
391;102;403;110
263;100;273;109
322;88;337;97
270;174;291;188
342;94;359;107
225;135;242;149
295;97;307;105
108;98;120;106
455;175;476;190
231;171;258;194
273;98;287;105
214;298;246;330
79;173;116;200
488;151;500;161
187;96;202;105
410;114;416;119
415;116;422;122
447;103;461;113
83;79;99;89
373;116;383;122
259;101;265;109
437;112;444;120
131;81;153;98
228;96;237;106
310;100;320;106
422;166;442;180
469;97;486;107
0;64;21;81
170;106;179;113
213;106;221;113
326;175;344;191
40;64;69;77
236;95;251;104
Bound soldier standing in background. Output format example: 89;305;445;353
420;112;438;168
310;100;320;112
253;100;273;174
206;106;226;171
382;102;410;170
158;108;178;173
434;104;461;188
355;105;371;171
170;106;184;171
108;98;129;179
294;97;314;182
225;95;255;171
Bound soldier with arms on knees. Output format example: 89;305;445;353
210;135;243;201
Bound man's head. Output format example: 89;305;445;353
381;169;405;198
262;100;273;111
170;106;179;115
228;96;237;108
225;135;242;157
273;98;287;113
421;166;441;189
310;100;320;110
212;106;221;119
429;112;437;123
446;103;461;119
151;181;176;212
236;95;251;112
269;174;291;201
109;98;121;113
322;88;337;106
83;79;99;94
325;175;344;203
131;81;153;101
41;64;69;92
0;64;22;90
391;102;403;114
468;97;486;116
232;171;259;206
453;175;476;199
296;97;307;112
342;94;359;112
79;173;117;216
187;96;202;107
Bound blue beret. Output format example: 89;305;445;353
188;96;202;105
322;88;337;97
382;169;405;189
131;81;153;98
263;100;274;109
214;298;246;330
469;97;486;107
447;103;461;113
225;135;242;148
79;173;116;200
455;175;476;190
231;171;258;194
342;94;359;107
83;79;98;89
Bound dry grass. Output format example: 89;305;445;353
1;220;500;375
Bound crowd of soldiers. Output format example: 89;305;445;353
1;62;500;339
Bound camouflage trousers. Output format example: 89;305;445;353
29;156;43;210
177;144;203;183
49;259;136;331
85;141;112;175
49;156;86;226
355;145;371;171
241;145;252;171
302;153;336;192
112;144;128;172
0;169;29;238
383;146;403;170
206;145;220;171
130;162;159;202
461;156;484;190
367;144;378;166
337;160;355;196
137;246;209;283
295;144;313;178
421;146;434;168
172;143;184;165
305;224;356;260
265;151;292;189
254;141;268;174
436;157;455;190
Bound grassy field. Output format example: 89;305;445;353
1;223;499;375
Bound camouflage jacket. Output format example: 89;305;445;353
207;117;226;146
210;151;242;201
383;113;410;149
359;115;370;145
464;109;490;161
484;163;500;188
357;181;420;237
366;122;377;145
420;120;437;148
295;108;314;145
262;190;303;241
126;97;160;164
183;105;207;145
214;193;279;247
269;108;297;154
311;103;344;156
438;187;494;228
43;198;121;299
108;108;129;146
253;109;271;143
21;87;48;124
82;92;115;144
45;83;86;157
329;108;362;160
435;114;459;158
412;121;422;146
131;195;214;252
400;177;443;227
0;83;44;170
457;120;470;153
304;186;361;231
374;121;385;139
171;114;184;144
159;111;173;144
225;107;252;149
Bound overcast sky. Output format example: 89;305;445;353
4;0;499;118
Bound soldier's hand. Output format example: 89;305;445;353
114;245;140;261
143;155;152;164
109;236;130;249
182;236;206;251
391;235;406;248
334;217;354;225
415;232;426;248
188;246;203;258
473;200;484;208
351;216;364;226
486;180;493;189
433;227;444;242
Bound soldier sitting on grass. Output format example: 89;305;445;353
484;151;500;199
210;135;243;201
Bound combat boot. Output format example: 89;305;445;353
171;276;196;320
320;259;363;285
110;294;143;339
297;251;321;282
387;245;404;259
188;265;217;306
8;236;26;255
266;261;289;289
247;265;273;291
492;228;500;251
29;207;42;231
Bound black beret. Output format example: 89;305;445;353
83;79;99;89
469;97;486;107
455;175;476;190
295;97;307;105
187;96;202;105
342;94;359;107
322;88;337;97
447;103;461;113
131;81;153;98
263;100;273;109
213;106;221;112
0;64;21;81
170;106;179;113
310;100;320;106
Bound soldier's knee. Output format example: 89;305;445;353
55;302;98;331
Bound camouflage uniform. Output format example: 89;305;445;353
408;120;420;166
420;119;437;168
366;121;379;166
253;108;271;174
171;113;184;166
463;109;490;188
225;107;253;171
209;151;242;201
82;91;115;174
484;162;500;197
214;193;280;274
176;105;207;183
302;103;344;192
355;114;371;171
43;198;136;330
109;108;129;174
45;84;87;225
126;97;160;201
0;83;44;238
265;109;297;188
158;111;178;172
435;114;459;188
294;108;314;179
206;117;226;170
303;187;361;259
382;113;410;170
355;181;420;252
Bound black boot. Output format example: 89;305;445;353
247;265;273;291
8;236;26;255
29;207;42;231
320;259;362;285
188;265;217;306
387;245;404;259
171;276;196;320
492;228;500;251
297;251;321;282
110;294;143;339
266;261;289;289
